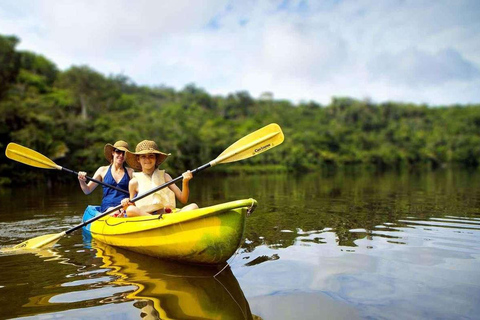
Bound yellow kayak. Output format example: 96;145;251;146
82;199;257;265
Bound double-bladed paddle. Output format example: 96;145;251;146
5;143;129;195
4;123;285;251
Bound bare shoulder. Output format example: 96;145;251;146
95;166;109;179
164;172;173;181
126;167;134;178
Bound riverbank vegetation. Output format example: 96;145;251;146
1;34;480;185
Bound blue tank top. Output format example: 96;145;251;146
101;165;130;212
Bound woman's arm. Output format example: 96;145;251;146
121;178;138;207
128;178;138;199
166;171;192;204
78;166;106;195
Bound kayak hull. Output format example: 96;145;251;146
82;199;257;265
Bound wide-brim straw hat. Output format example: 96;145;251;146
126;140;170;171
104;140;130;163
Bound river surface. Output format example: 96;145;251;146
0;170;480;319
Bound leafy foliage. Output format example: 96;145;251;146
1;34;480;185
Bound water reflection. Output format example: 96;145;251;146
0;239;98;319
90;241;254;319
0;240;255;319
1;170;480;319
239;170;480;253
233;213;480;319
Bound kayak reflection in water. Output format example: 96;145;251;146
120;140;198;217
94;242;255;320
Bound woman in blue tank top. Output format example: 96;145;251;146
77;140;134;212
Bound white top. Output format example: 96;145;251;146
134;170;176;213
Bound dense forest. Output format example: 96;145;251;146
1;34;480;186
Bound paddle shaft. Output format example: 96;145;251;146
61;167;129;195
66;163;212;234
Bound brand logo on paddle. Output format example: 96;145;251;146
15;242;27;248
254;143;271;154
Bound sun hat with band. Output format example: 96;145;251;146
104;140;130;163
126;140;171;171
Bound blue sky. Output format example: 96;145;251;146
1;0;479;105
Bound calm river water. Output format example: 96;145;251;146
1;169;480;319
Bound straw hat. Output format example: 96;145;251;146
126;140;170;171
104;140;130;163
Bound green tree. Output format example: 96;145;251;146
0;35;20;98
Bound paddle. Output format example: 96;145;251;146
5;143;129;195
6;123;285;251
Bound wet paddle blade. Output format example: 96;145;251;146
2;232;66;252
212;123;284;166
5;143;61;170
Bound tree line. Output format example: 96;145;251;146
1;33;480;186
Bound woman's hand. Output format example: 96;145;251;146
78;171;87;182
182;170;193;182
121;198;130;207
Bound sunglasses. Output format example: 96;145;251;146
114;149;125;155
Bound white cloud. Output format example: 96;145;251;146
369;48;480;86
0;0;479;105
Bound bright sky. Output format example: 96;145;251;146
1;0;479;106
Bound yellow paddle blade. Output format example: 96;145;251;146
211;123;284;166
5;143;61;170
1;232;66;252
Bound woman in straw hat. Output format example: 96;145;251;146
120;140;198;217
78;140;134;212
